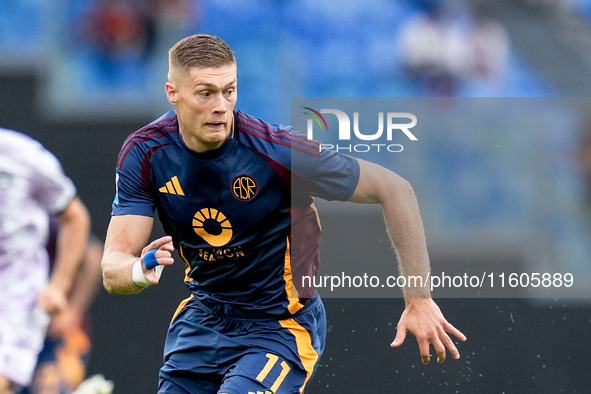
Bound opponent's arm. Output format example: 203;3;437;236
69;237;104;313
48;237;104;336
101;215;174;294
348;158;466;363
38;197;91;316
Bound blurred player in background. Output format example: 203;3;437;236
23;217;111;394
101;34;466;393
0;128;90;394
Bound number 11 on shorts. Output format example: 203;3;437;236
252;353;291;393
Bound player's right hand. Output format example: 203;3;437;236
140;236;175;285
37;283;69;316
47;304;83;337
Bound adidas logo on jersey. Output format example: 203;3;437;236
159;176;185;195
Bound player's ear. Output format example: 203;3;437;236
166;82;178;106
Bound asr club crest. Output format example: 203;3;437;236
232;175;257;201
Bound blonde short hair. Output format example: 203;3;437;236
168;34;235;79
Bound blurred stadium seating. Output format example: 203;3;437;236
0;0;555;117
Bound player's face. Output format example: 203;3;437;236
168;64;238;152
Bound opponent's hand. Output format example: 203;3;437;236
47;305;83;337
390;298;466;364
139;236;175;285
37;283;69;316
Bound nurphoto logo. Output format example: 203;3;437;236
302;107;418;153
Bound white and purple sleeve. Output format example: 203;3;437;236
25;141;76;214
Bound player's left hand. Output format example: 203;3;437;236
140;236;175;285
37;283;69;316
390;298;466;364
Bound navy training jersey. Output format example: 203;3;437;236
113;109;360;317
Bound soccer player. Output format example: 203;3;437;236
101;34;466;393
23;218;107;394
0;129;90;394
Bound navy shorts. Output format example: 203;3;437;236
158;295;326;394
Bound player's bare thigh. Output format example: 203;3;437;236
29;362;64;394
0;375;14;394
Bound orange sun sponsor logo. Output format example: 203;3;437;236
192;208;233;247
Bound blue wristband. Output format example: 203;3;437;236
143;250;159;270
